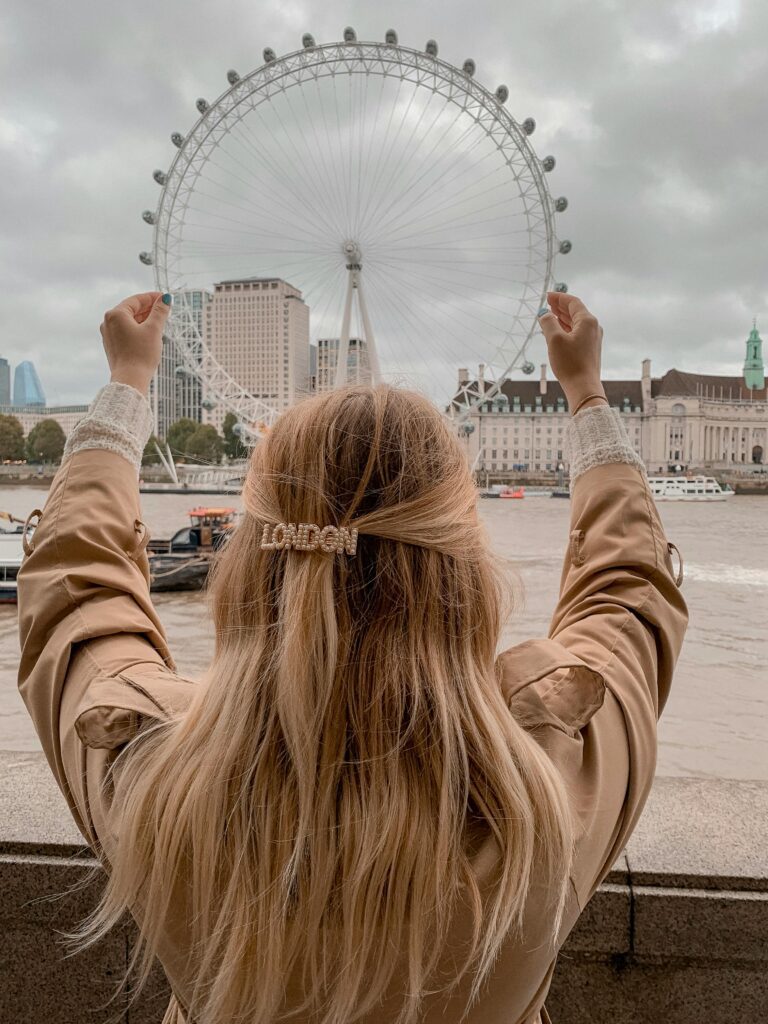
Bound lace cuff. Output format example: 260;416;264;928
565;404;647;483
62;382;154;474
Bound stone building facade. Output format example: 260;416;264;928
0;404;89;439
449;326;766;478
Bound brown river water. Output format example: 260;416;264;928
1;485;765;780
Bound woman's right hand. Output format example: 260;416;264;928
538;292;607;410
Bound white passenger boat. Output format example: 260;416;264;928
647;476;735;501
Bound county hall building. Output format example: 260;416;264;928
449;324;767;478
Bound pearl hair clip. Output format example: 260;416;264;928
260;522;359;556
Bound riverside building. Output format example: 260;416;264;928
0;403;89;438
315;337;371;392
149;289;211;440
202;277;310;431
449;324;767;479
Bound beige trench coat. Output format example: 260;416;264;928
17;449;688;1024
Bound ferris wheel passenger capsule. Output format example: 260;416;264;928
463;59;476;76
263;48;276;63
302;34;315;48
201;398;217;411
495;85;509;103
343;27;357;42
226;69;240;84
170;132;185;148
555;196;568;212
542;155;556;172
153;169;167;185
559;240;572;254
385;29;398;45
142;210;156;225
522;360;536;375
196;98;210;114
522;117;536;135
138;251;153;265
554;282;568;293
425;39;438;56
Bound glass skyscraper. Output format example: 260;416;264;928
13;361;46;406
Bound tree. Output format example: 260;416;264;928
166;418;199;461
185;425;224;464
0;414;25;461
142;434;163;466
222;411;248;460
26;419;65;464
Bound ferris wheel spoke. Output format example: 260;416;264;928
363;106;490;241
370;260;519;341
368;253;539;290
312;74;357;238
368;257;532;322
362;89;446;238
375;160;528;247
243;95;349;233
368;115;510;242
351;66;374;241
356;75;417;231
188;162;333;251
390;218;544;250
362;90;465;241
233;134;342;247
295;83;349;244
232;108;344;241
377;176;538;250
280;85;351;240
365;266;488;378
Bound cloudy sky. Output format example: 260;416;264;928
2;0;766;406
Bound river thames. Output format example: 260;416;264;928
1;485;765;780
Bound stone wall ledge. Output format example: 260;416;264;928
2;753;767;1022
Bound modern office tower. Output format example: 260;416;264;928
204;277;310;429
13;361;46;406
0;358;10;405
315;338;371;392
149;289;211;439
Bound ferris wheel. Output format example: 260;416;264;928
139;29;570;431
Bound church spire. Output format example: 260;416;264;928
743;320;765;390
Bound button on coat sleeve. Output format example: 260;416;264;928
16;447;198;861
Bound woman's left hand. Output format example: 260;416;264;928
101;291;172;396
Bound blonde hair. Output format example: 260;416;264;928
67;384;575;1024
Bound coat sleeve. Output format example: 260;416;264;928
497;406;689;915
17;443;198;863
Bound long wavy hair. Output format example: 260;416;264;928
67;383;575;1024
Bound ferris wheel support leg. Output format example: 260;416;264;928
356;275;381;386
335;268;355;389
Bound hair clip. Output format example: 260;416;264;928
260;522;358;555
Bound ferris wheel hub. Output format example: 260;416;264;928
342;240;362;268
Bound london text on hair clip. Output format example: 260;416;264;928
260;522;359;555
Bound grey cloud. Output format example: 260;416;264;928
1;0;765;404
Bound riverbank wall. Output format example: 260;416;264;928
1;755;765;1022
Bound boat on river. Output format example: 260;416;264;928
647;476;735;501
0;512;33;604
148;507;239;593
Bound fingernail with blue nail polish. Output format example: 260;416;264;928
162;293;172;305
537;306;550;317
